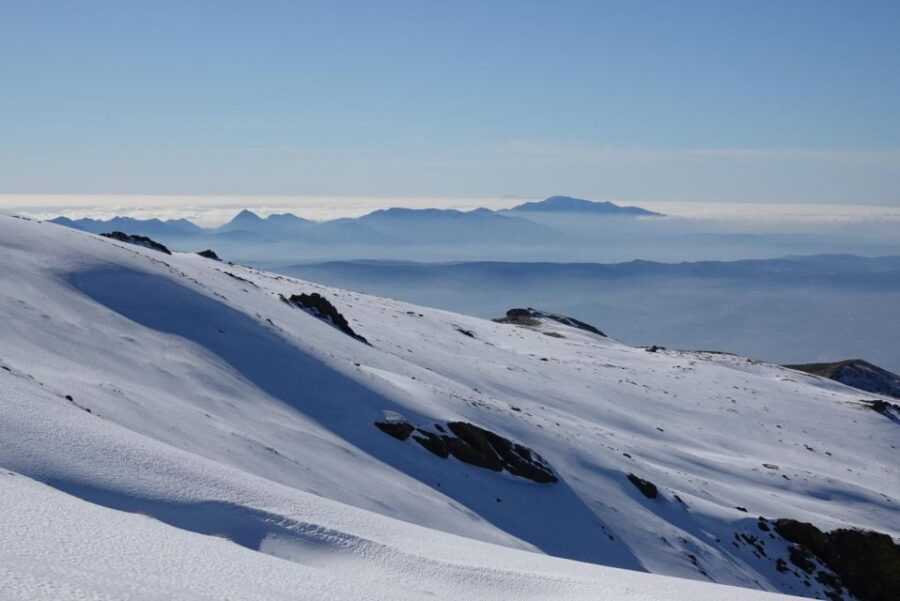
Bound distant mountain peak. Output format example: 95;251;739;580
266;212;309;223
230;209;263;222
507;196;662;216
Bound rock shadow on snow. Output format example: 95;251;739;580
65;267;644;571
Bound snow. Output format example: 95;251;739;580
0;213;896;600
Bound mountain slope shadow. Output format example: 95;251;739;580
64;267;644;571
42;481;364;567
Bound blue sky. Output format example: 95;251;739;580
2;1;899;204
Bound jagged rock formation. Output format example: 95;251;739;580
100;231;171;254
375;419;557;484
774;518;900;601
280;292;368;344
494;308;605;336
785;359;900;399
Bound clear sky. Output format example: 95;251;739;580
3;1;899;205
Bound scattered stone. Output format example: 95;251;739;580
100;231;171;254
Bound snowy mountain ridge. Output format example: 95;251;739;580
1;213;896;600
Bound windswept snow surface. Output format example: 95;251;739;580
0;213;896;600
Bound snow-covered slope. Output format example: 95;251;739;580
1;213;896;600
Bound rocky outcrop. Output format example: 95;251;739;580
374;419;557;484
861;399;900;422
626;473;658;499
100;231;171;254
774;518;900;601
197;249;220;260
494;308;605;336
784;359;900;400
374;421;414;440
280;293;368;344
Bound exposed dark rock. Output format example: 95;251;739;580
788;545;816;573
222;271;255;286
455;327;475;338
280;293;368;344
412;430;450;458
775;518;900;601
100;231;171;254
861;399;900;422
626;473;658;499
494;307;605;336
374;421;414;440
375;420;556;483
816;570;843;592
784;359;900;400
197;249;221;260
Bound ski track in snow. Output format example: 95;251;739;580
0;213;896;600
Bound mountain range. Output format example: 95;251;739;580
1;212;897;601
48;196;662;247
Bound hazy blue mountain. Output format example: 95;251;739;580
47;205;900;264
278;254;900;372
354;207;561;243
49;216;203;237
505;196;662;216
215;209;313;236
